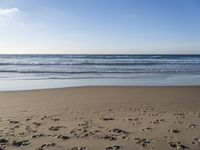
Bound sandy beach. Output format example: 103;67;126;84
0;86;200;150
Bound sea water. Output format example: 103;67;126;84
0;54;200;91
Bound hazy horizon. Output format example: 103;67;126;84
0;52;200;55
0;0;200;54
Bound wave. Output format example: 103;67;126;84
0;54;200;66
0;61;199;66
0;55;199;81
0;69;199;74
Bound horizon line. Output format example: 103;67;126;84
0;53;200;55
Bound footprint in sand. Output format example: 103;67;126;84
49;126;66;131
71;146;88;150
51;118;60;121
12;140;30;147
192;137;200;145
168;129;180;133
188;124;197;128
111;128;128;134
9;120;19;124
57;135;70;140
105;145;121;150
26;125;37;133
101;117;115;121
32;133;46;138
36;143;56;150
25;118;31;121
41;116;48;120
100;135;117;141
0;138;8;146
142;127;153;132
168;141;189;149
10;125;20;130
134;138;151;148
33;122;42;126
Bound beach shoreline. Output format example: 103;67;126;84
1;73;200;92
0;86;200;149
1;85;200;92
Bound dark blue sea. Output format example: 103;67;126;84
0;54;200;90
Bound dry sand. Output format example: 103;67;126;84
0;86;200;150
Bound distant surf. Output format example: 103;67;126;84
0;54;200;91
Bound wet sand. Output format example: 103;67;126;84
0;86;200;150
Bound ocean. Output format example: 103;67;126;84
0;54;200;91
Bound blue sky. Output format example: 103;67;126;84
0;0;200;54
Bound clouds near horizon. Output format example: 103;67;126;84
0;8;19;18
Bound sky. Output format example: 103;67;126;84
0;0;200;54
